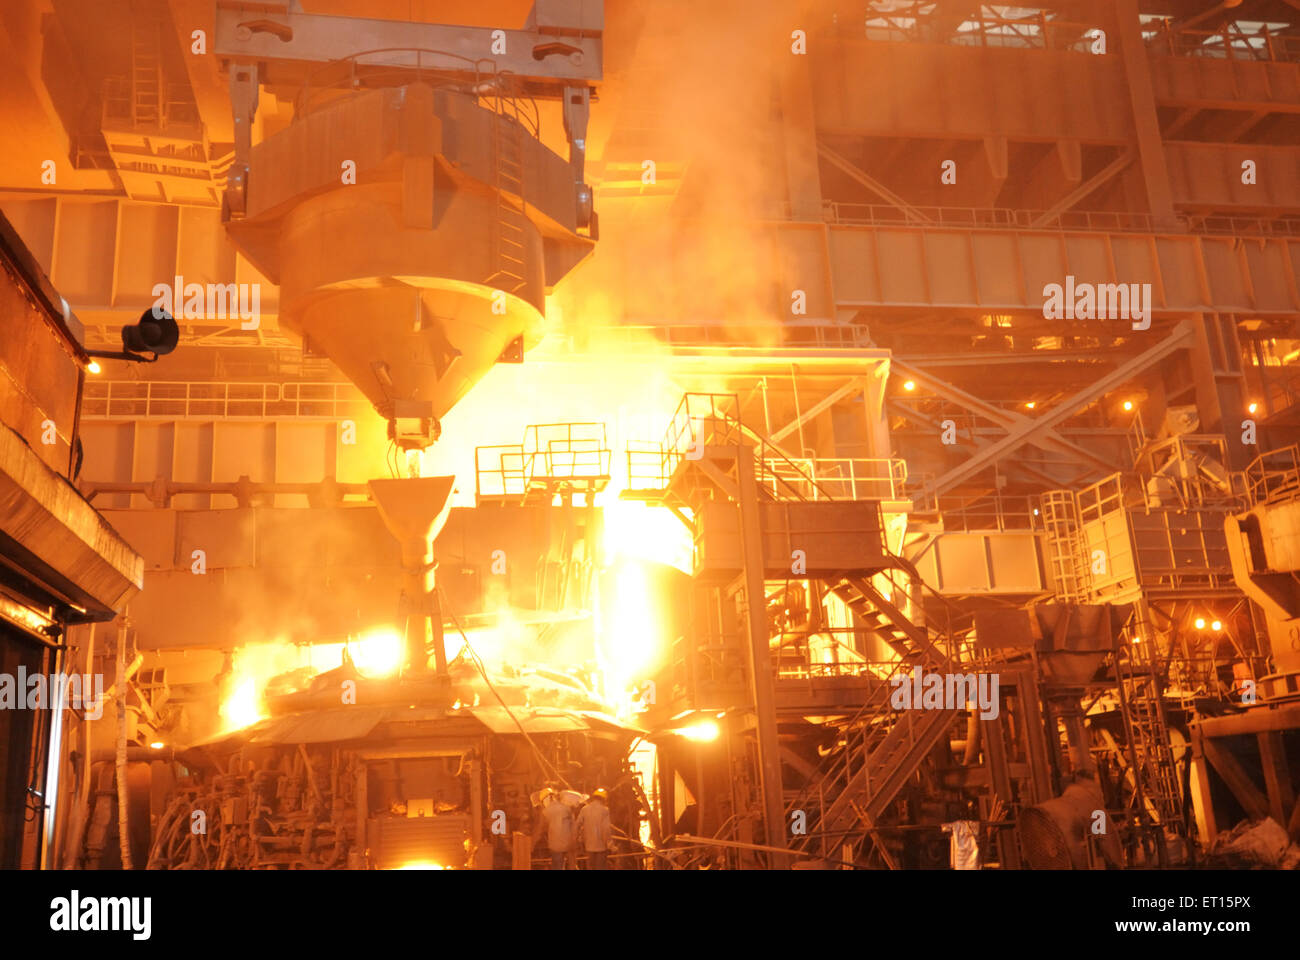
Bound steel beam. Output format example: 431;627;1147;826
890;359;1118;473
770;378;864;443
817;143;933;224
733;448;788;863
915;320;1196;498
1029;151;1135;228
213;4;602;91
1115;0;1178;226
887;400;1071;489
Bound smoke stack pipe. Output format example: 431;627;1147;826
368;477;457;681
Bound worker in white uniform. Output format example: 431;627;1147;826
534;787;576;870
576;788;612;870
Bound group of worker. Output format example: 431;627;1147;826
534;785;613;869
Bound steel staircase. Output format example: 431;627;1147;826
647;394;968;861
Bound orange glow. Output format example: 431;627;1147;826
1122;400;1134;411
218;629;405;733
902;380;916;392
672;719;720;742
396;861;446;870
1194;617;1206;630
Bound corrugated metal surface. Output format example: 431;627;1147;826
369;814;471;870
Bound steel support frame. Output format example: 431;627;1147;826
730;445;789;864
914;320;1197;499
890;358;1119;474
213;4;602;91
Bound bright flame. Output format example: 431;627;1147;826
396;861;446;870
349;629;403;676
220;676;263;731
602;499;691;574
673;720;720;742
217;629;405;733
605;562;657;699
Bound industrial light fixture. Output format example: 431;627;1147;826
1248;402;1258;414
1123;400;1134;411
902;380;916;392
86;360;101;375
1025;401;1036;409
1194;617;1206;630
1211;620;1222;632
85;308;179;364
149;741;165;750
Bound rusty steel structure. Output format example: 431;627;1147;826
0;0;1298;877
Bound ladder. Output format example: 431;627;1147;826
1116;653;1185;828
485;93;529;294
1040;490;1090;601
130;6;163;129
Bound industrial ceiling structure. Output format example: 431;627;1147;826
1;0;1299;893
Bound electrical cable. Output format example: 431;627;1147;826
437;586;570;789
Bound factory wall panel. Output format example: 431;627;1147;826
115;203;178;303
824;224;1300;314
212;421;276;483
1149;54;1300;107
1166;142;1300;212
176;509;257;570
812;40;1129;141
171;422;215;509
79;421;135;509
49;200;115;305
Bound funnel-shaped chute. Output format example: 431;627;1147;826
370;476;456;559
369;476;457;679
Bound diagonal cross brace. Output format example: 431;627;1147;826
915;320;1195;500
890;357;1117;474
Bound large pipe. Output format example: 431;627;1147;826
114;617;132;870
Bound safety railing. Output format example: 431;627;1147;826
476;423;612;503
907;480;1043;531
761;457;908;502
845;14;1109;53
102;78;202;131
1150;23;1300;63
590;322;874;350
81;380;360;419
1243;445;1300;507
820;202;1300;239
